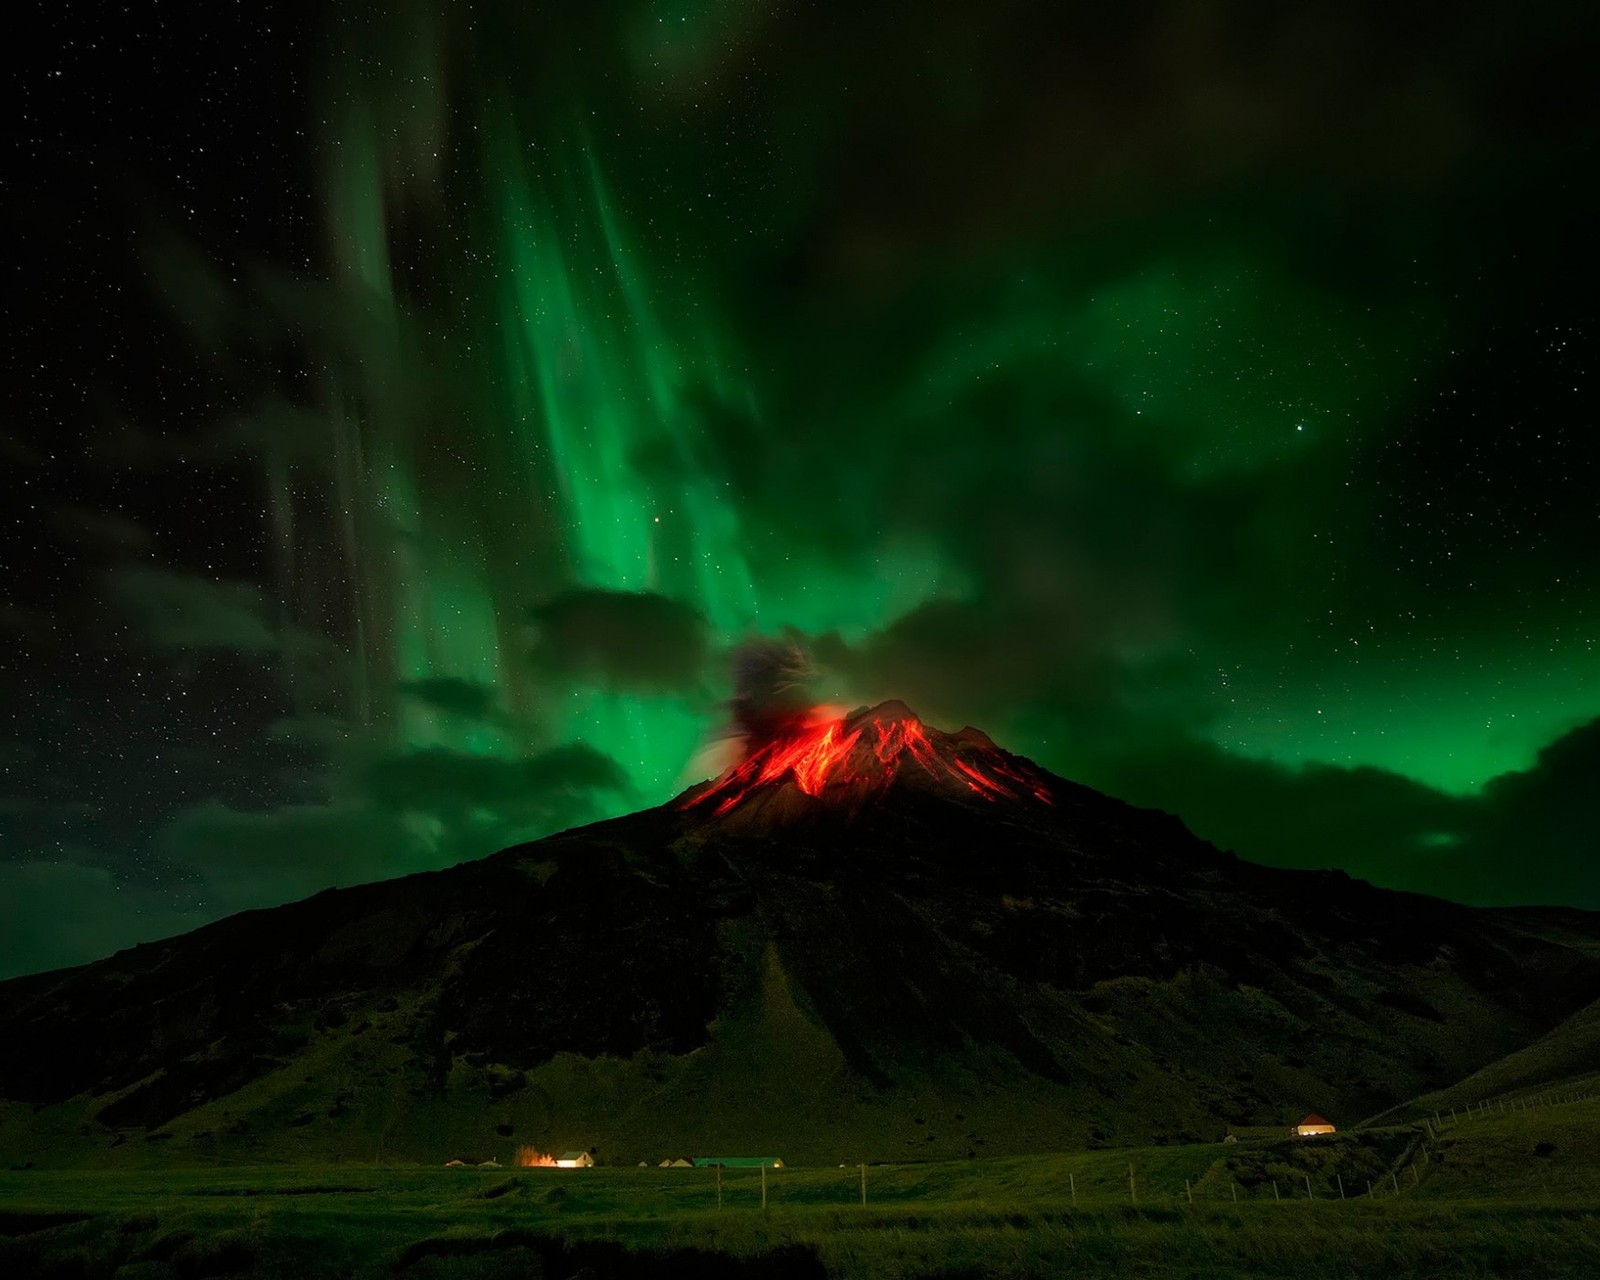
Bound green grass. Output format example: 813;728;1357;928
4;1097;1600;1278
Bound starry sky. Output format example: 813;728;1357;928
4;0;1598;977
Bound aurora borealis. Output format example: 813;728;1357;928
4;0;1598;976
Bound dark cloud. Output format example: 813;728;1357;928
107;567;279;651
153;746;628;914
362;744;628;818
1455;721;1600;909
1084;740;1470;890
0;740;634;974
398;678;502;722
529;589;709;692
1080;717;1600;911
263;715;359;750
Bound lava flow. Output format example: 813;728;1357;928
683;703;1055;816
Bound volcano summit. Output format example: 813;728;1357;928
683;700;1057;818
1;702;1597;1167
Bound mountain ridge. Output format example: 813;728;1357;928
2;701;1598;1167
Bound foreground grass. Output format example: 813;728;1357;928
3;1104;1598;1278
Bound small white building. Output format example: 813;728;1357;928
555;1151;594;1168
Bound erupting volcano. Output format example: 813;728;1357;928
683;701;1057;817
3;697;1600;1173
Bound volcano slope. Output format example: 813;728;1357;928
2;701;1598;1168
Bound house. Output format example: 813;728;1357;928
555;1151;594;1168
692;1156;783;1169
1294;1114;1336;1137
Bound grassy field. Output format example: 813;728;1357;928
3;1095;1598;1278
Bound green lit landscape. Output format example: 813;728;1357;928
6;1091;1600;1279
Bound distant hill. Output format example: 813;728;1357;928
3;701;1599;1169
1376;989;1600;1123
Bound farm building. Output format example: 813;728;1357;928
692;1156;783;1168
555;1151;595;1168
1294;1114;1336;1137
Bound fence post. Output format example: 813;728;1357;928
1305;1174;1314;1200
860;1163;866;1208
1391;1170;1399;1193
1337;1174;1345;1200
1273;1180;1280;1202
1231;1181;1237;1203
1366;1180;1373;1198
1185;1179;1193;1204
1069;1172;1076;1206
1128;1163;1136;1205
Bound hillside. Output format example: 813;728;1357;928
2;702;1598;1169
1374;991;1600;1124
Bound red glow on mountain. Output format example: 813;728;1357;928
682;701;1055;816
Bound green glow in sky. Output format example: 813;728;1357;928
183;0;1600;901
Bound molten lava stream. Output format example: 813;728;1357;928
702;718;867;814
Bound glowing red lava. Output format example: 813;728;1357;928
684;707;1054;815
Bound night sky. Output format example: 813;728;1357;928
4;0;1598;978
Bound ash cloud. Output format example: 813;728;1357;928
729;634;819;744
